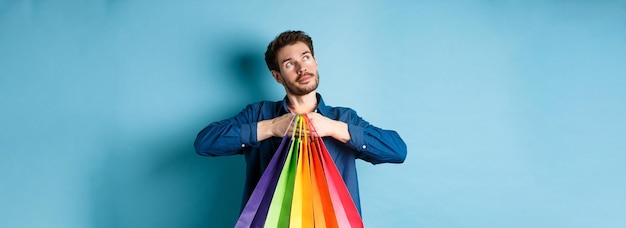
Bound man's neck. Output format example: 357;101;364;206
286;91;317;114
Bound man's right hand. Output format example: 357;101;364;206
257;113;295;141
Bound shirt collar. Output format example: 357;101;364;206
279;93;329;115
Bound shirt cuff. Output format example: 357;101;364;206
347;124;367;151
240;122;260;148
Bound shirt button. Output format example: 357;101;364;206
241;144;246;148
362;145;367;149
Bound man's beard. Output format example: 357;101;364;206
283;72;319;96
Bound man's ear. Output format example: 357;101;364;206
271;70;283;84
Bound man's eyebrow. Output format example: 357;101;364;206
281;51;312;64
281;57;292;65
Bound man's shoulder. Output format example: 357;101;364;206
320;103;358;117
243;99;283;111
325;105;356;112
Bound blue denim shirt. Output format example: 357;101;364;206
194;93;407;212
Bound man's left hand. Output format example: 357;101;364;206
306;112;351;143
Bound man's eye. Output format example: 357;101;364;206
285;62;293;68
303;56;309;60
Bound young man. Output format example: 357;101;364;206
194;30;407;213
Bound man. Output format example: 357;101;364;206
194;30;407;214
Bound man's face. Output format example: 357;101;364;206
272;41;319;96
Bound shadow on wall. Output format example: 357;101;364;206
89;35;269;227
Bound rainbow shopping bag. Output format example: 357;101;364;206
235;114;364;228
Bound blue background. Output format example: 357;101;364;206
1;1;625;227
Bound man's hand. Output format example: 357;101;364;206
257;113;295;141
306;112;351;143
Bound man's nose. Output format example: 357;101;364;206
296;62;306;73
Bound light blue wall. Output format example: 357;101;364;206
1;1;625;227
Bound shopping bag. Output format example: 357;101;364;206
235;135;291;227
235;114;364;228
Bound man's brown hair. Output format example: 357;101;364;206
264;30;314;72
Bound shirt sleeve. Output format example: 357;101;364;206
342;109;407;164
194;104;261;156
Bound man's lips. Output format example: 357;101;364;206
297;73;314;83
